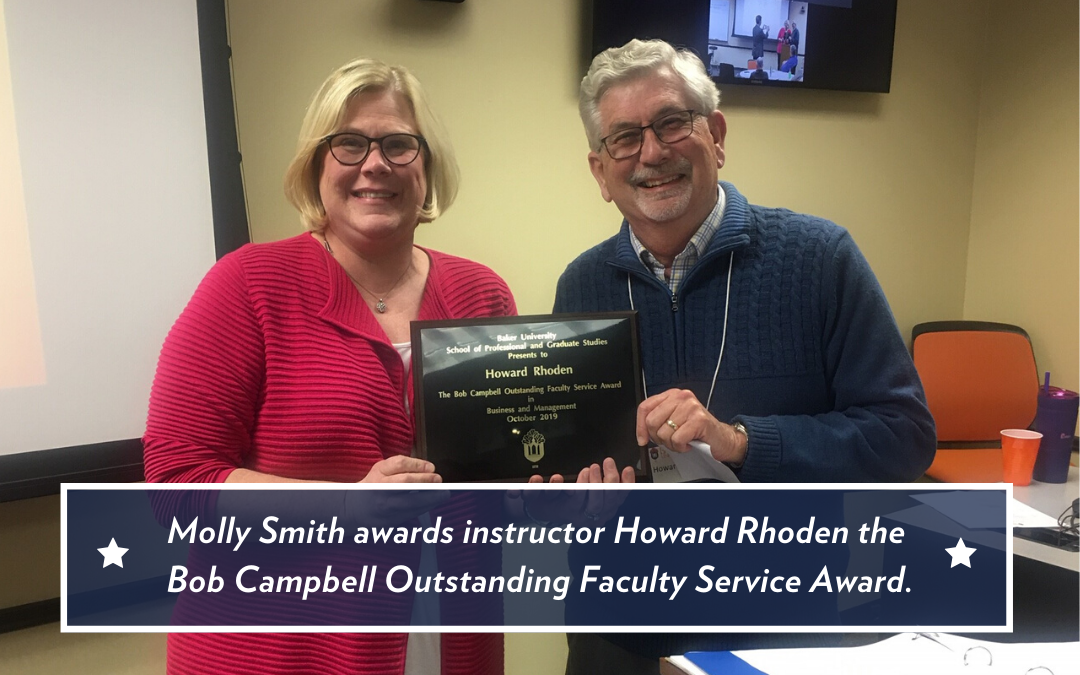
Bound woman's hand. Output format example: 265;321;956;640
345;488;450;528
360;455;442;483
350;456;448;527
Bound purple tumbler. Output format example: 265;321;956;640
1031;385;1078;483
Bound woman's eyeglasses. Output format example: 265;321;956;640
323;132;427;166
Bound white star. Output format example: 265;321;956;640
945;538;976;568
97;538;129;569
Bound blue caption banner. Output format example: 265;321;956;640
63;485;1009;631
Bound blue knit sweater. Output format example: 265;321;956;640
554;182;935;482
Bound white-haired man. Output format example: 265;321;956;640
552;38;935;672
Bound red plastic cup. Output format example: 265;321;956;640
1001;429;1042;486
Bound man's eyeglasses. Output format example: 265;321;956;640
323;132;427;167
598;110;701;159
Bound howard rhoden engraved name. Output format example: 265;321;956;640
485;365;574;379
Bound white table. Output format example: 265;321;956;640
736;69;798;81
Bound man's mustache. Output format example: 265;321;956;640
628;158;692;184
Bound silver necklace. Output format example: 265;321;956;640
320;236;411;314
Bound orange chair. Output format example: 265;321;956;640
912;321;1039;482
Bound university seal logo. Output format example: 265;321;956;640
522;429;545;462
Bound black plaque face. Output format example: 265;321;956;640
411;313;644;482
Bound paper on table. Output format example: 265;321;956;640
667;651;766;674
732;634;1080;674
663;440;740;483
1010;497;1060;528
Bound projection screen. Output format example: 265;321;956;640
0;0;247;500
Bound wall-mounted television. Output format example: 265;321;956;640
590;0;897;93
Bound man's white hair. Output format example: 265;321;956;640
579;39;721;150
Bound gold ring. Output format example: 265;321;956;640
666;419;679;432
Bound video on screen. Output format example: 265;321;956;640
707;0;852;84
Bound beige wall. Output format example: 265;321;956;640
229;0;607;317
2;0;1077;673
228;0;988;339
964;0;1080;396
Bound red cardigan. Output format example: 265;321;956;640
144;233;515;675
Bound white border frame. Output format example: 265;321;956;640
61;482;1014;634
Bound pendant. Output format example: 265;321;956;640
375;299;387;313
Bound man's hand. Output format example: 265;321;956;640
519;457;633;526
636;389;747;466
526;457;635;485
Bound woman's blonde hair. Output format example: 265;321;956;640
283;58;459;231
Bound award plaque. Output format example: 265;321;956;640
411;313;645;481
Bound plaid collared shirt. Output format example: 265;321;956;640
628;187;726;294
